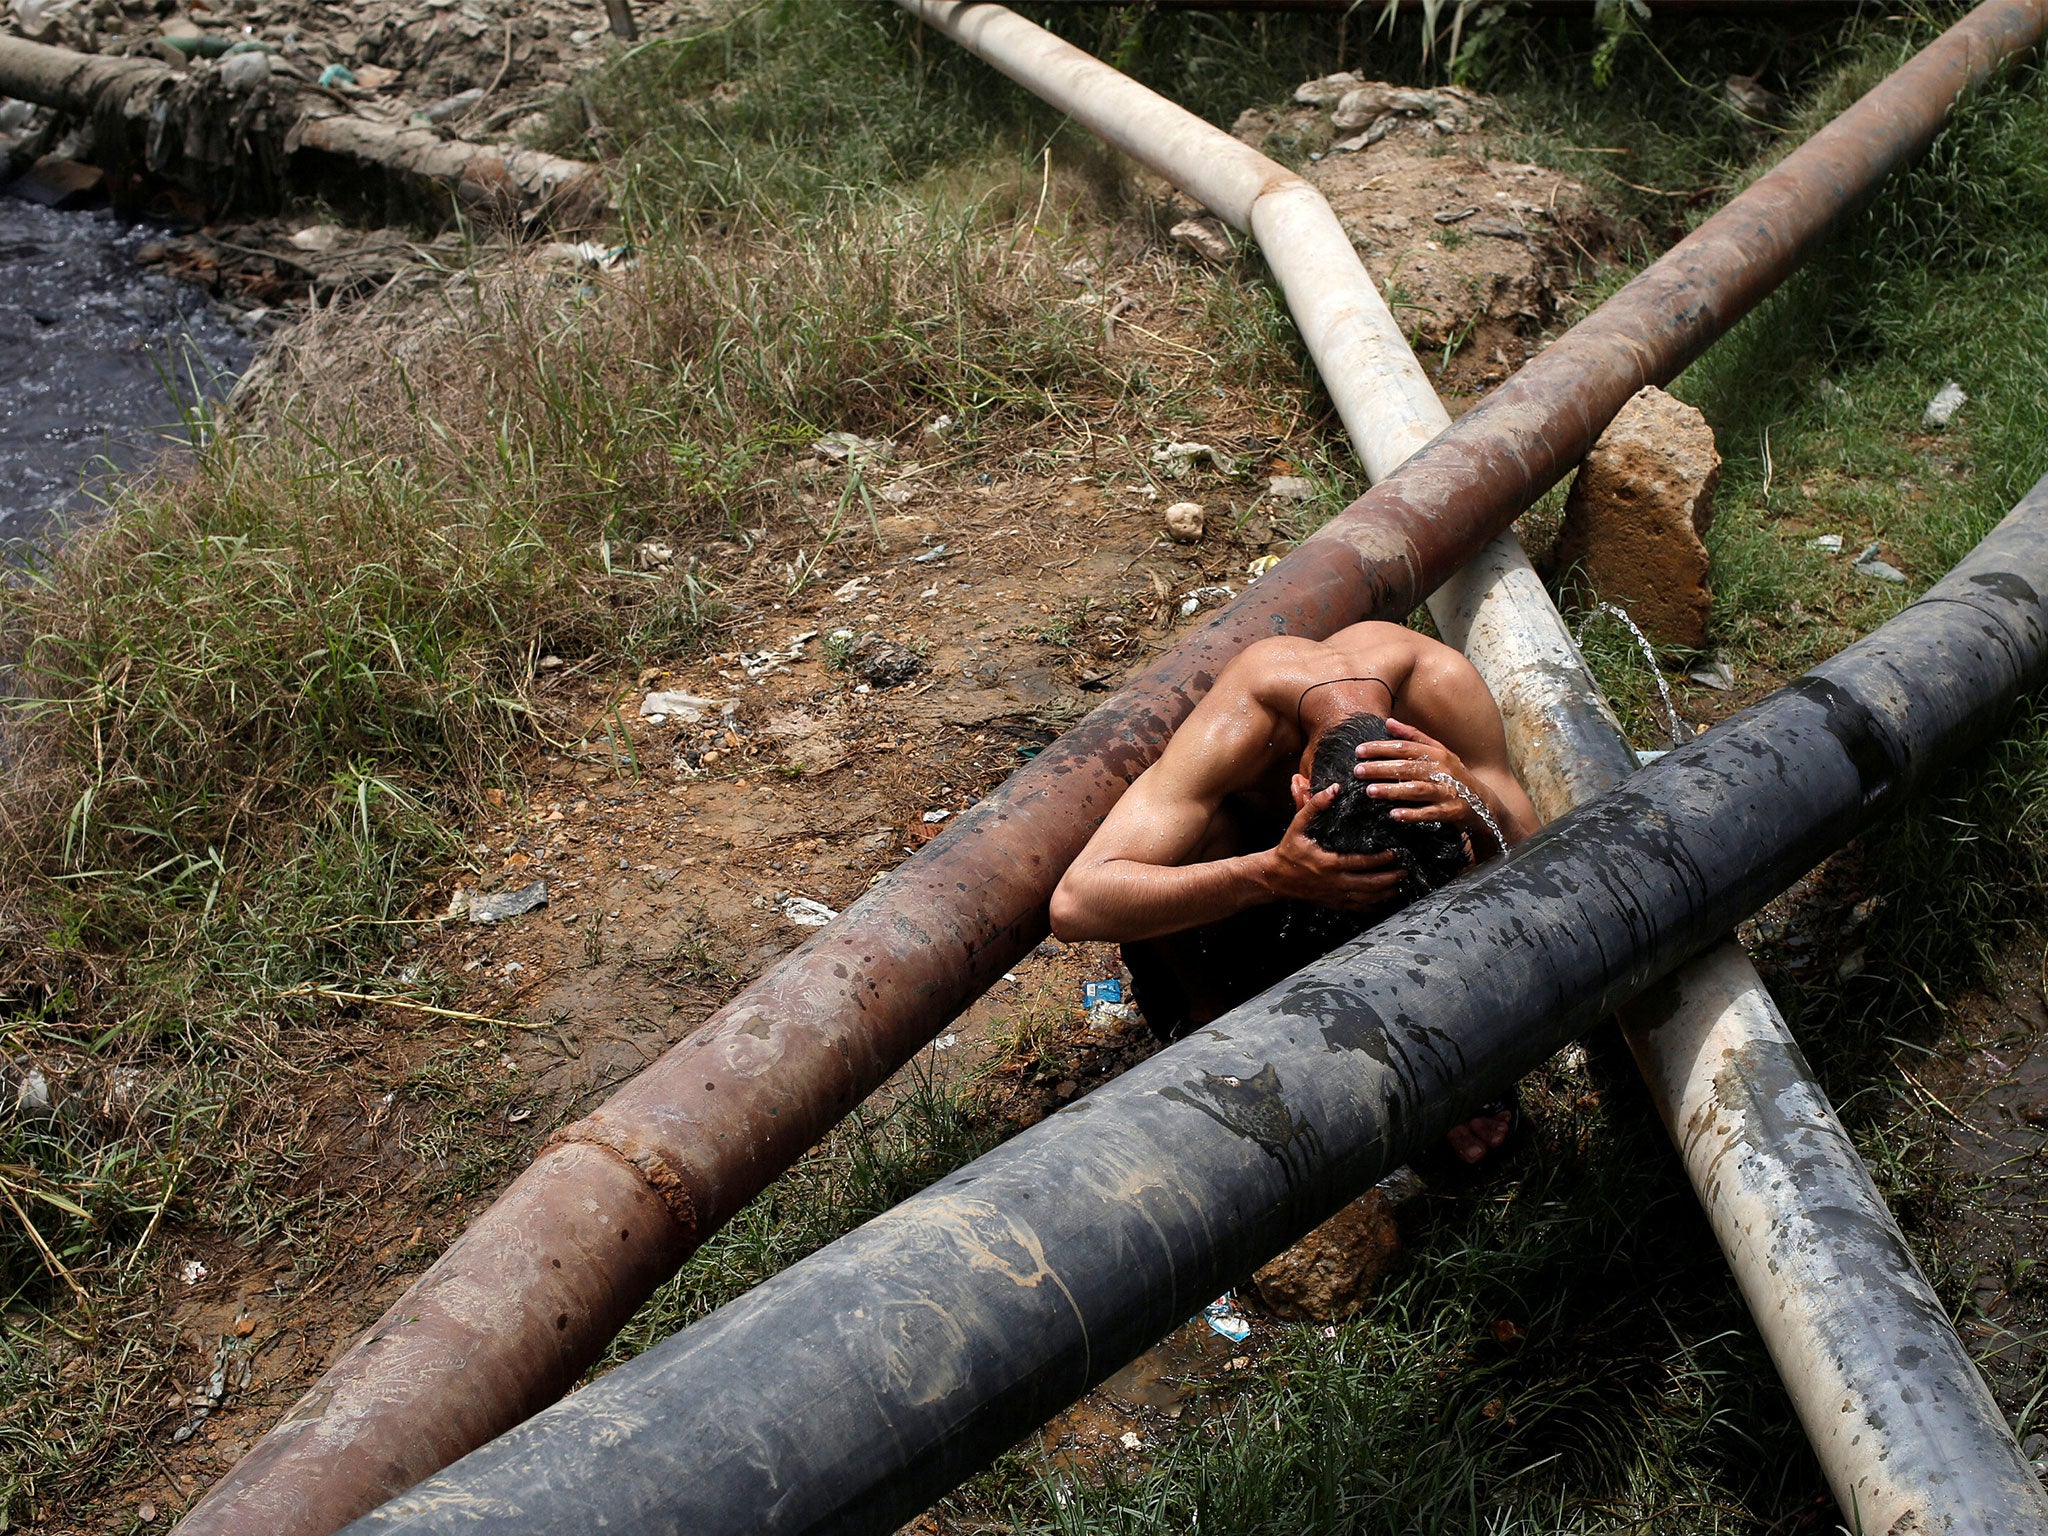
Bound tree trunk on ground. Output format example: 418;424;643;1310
0;33;604;226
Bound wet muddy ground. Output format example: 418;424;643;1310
0;197;248;554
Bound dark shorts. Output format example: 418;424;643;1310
1122;899;1371;1043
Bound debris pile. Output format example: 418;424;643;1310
1224;74;1606;387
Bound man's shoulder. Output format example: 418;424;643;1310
1217;635;1332;698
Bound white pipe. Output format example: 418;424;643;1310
898;0;1443;481
898;4;2035;1527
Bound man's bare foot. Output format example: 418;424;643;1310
1446;1104;1515;1164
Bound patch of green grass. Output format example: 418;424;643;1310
600;1059;1005;1365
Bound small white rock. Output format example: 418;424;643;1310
1810;533;1843;554
1163;501;1205;543
639;690;722;723
1265;475;1315;502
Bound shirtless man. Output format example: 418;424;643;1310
1049;620;1540;1163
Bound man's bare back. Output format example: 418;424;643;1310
1050;621;1538;943
1050;621;1539;1165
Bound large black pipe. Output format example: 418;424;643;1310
346;478;2048;1535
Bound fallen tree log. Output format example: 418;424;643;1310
0;33;603;225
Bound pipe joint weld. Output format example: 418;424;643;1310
544;1123;700;1238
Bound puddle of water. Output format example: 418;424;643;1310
0;197;251;554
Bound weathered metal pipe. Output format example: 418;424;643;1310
1431;483;2038;1532
343;476;2048;1536
174;4;2048;1532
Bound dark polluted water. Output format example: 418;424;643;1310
1;198;252;556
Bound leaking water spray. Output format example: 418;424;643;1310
1427;771;1507;856
1578;601;1691;748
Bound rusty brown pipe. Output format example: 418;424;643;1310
173;3;2048;1532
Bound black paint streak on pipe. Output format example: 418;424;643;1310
345;482;2048;1535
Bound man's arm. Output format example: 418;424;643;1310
1049;653;1405;943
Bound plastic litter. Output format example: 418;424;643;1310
1810;533;1843;554
1082;979;1123;1009
1922;381;1968;429
781;897;838;927
217;50;271;90
466;882;549;925
317;63;356;88
1203;1295;1251;1344
1688;661;1736;691
14;1068;50;1115
1852;542;1909;584
811;432;892;468
1150;441;1238;479
161;33;240;57
639;690;723;724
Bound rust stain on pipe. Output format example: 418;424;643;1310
173;4;2048;1534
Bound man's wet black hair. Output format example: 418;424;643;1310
1305;712;1470;892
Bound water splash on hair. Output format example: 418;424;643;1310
1428;772;1505;857
1578;601;1689;749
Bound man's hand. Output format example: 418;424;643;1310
1352;718;1500;851
1252;781;1409;912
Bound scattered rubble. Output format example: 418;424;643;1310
1226;74;1605;387
1555;386;1723;649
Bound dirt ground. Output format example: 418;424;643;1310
28;47;2020;1533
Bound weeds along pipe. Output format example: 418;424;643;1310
174;5;2048;1534
346;477;2048;1536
